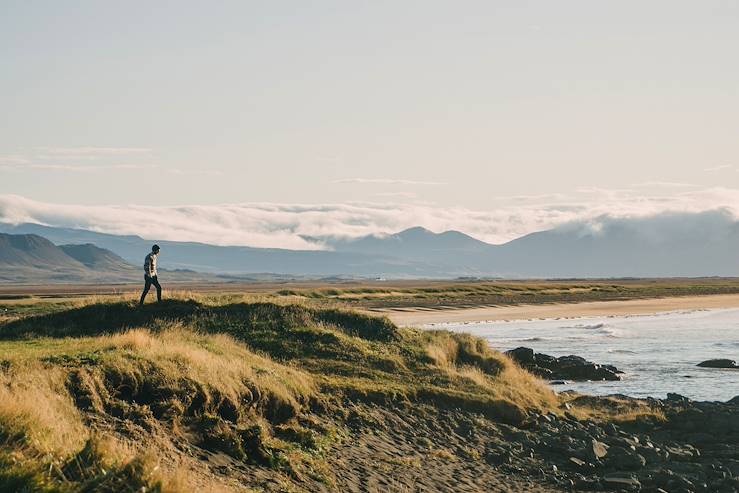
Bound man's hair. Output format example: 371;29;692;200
152;244;160;252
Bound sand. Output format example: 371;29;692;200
377;293;739;326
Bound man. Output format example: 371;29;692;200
139;244;162;305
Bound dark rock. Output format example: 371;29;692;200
697;359;738;369
504;347;623;381
665;445;695;461
506;346;535;364
605;446;646;470
666;392;691;402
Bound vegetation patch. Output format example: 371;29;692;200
0;296;667;491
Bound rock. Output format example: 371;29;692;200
638;446;665;465
602;474;641;490
666;392;691;402
590;439;609;461
504;347;623;381
665;445;694;461
697;359;738;369
569;457;586;467
506;347;535;364
605;446;646;470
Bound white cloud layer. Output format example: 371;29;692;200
331;178;445;185
2;188;739;249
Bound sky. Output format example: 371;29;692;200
1;1;738;247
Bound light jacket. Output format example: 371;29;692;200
144;252;158;277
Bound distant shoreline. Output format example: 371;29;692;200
377;293;739;326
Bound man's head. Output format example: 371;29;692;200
152;244;160;254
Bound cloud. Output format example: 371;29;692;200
0;155;31;166
0;147;157;172
39;147;152;158
629;181;697;189
372;192;419;199
0;160;220;175
167;168;224;176
704;164;734;172
331;178;445;186
3;187;739;250
0;163;152;172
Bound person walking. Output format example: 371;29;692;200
139;244;162;305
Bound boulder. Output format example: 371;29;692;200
590;439;609;461
506;347;535;364
504;347;622;381
604;446;646;471
697;359;738;369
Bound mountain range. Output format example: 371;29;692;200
2;209;739;281
0;234;137;283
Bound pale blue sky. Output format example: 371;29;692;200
1;1;739;246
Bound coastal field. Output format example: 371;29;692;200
0;291;737;492
7;278;739;324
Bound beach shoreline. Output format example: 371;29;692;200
377;293;739;326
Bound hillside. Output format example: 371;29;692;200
0;233;99;282
0;297;736;492
59;243;134;272
0;233;84;268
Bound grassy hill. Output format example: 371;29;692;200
0;296;687;492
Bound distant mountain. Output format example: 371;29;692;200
3;210;739;279
0;233;81;268
319;227;493;259
59;244;134;272
491;210;739;277
0;233;139;282
0;225;447;278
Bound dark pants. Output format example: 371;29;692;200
139;275;161;304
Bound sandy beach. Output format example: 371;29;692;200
378;293;739;326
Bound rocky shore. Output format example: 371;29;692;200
505;346;624;382
333;392;739;493
483;393;739;492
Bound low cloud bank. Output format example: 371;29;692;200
1;190;739;250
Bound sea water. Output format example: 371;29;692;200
429;308;739;401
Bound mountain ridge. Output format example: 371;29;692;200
3;209;739;279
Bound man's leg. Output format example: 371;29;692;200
139;276;152;305
152;276;162;302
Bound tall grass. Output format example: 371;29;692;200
0;296;662;491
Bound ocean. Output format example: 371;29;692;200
429;308;739;401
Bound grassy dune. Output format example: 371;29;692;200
0;295;660;492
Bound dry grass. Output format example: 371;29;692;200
422;330;559;413
0;367;86;456
562;394;666;423
102;323;316;412
0;295;667;491
0;365;191;492
0;313;320;491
